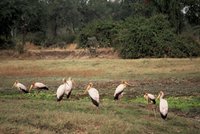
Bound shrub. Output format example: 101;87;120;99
115;14;200;58
169;36;200;58
78;20;117;48
26;32;46;46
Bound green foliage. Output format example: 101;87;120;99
26;32;46;46
0;0;200;58
44;34;76;47
115;14;200;58
170;36;200;58
78;20;117;48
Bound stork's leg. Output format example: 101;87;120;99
17;87;22;93
119;92;124;100
95;105;99;114
153;108;156;118
37;89;41;95
147;104;150;116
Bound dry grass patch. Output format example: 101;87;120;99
0;58;200;79
0;65;103;77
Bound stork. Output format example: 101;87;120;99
56;78;69;101
29;82;48;92
114;81;131;100
84;82;99;107
12;80;29;93
144;92;156;104
157;91;168;120
64;77;75;99
144;92;156;117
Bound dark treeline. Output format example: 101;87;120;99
0;0;200;58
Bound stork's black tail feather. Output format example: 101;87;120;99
21;88;29;93
152;99;156;104
114;96;119;100
114;91;123;100
91;97;99;107
160;113;167;120
43;87;49;90
57;94;64;102
67;91;72;98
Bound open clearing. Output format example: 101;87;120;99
0;58;200;133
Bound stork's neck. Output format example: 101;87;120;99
122;84;127;88
160;93;164;99
67;80;72;86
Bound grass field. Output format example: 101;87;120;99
0;58;200;133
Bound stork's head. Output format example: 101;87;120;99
122;81;131;86
84;82;93;94
62;78;67;83
68;77;72;81
12;80;18;88
29;82;35;91
144;92;150;101
157;91;164;99
68;77;75;84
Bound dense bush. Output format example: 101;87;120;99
78;14;200;59
26;32;46;46
78;20;117;48
169;36;200;58
115;15;200;58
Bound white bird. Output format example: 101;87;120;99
12;80;29;93
157;91;168;120
56;78;69;101
144;92;157;117
144;92;156;104
84;82;100;107
114;81;131;100
29;82;49;92
64;77;75;99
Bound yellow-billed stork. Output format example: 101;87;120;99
56;78;69;101
144;92;157;117
157;91;168;120
114;81;131;100
12;80;29;93
144;92;156;104
64;77;75;99
84;82;100;107
29;82;48;92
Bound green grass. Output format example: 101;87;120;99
0;89;199;133
0;58;200;133
133;96;200;112
0;93;199;134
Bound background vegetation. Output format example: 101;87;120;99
0;0;200;58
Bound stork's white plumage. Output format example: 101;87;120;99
64;77;74;98
114;81;130;100
144;93;156;104
84;83;99;107
13;80;29;93
157;91;168;120
29;82;48;92
56;78;67;101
